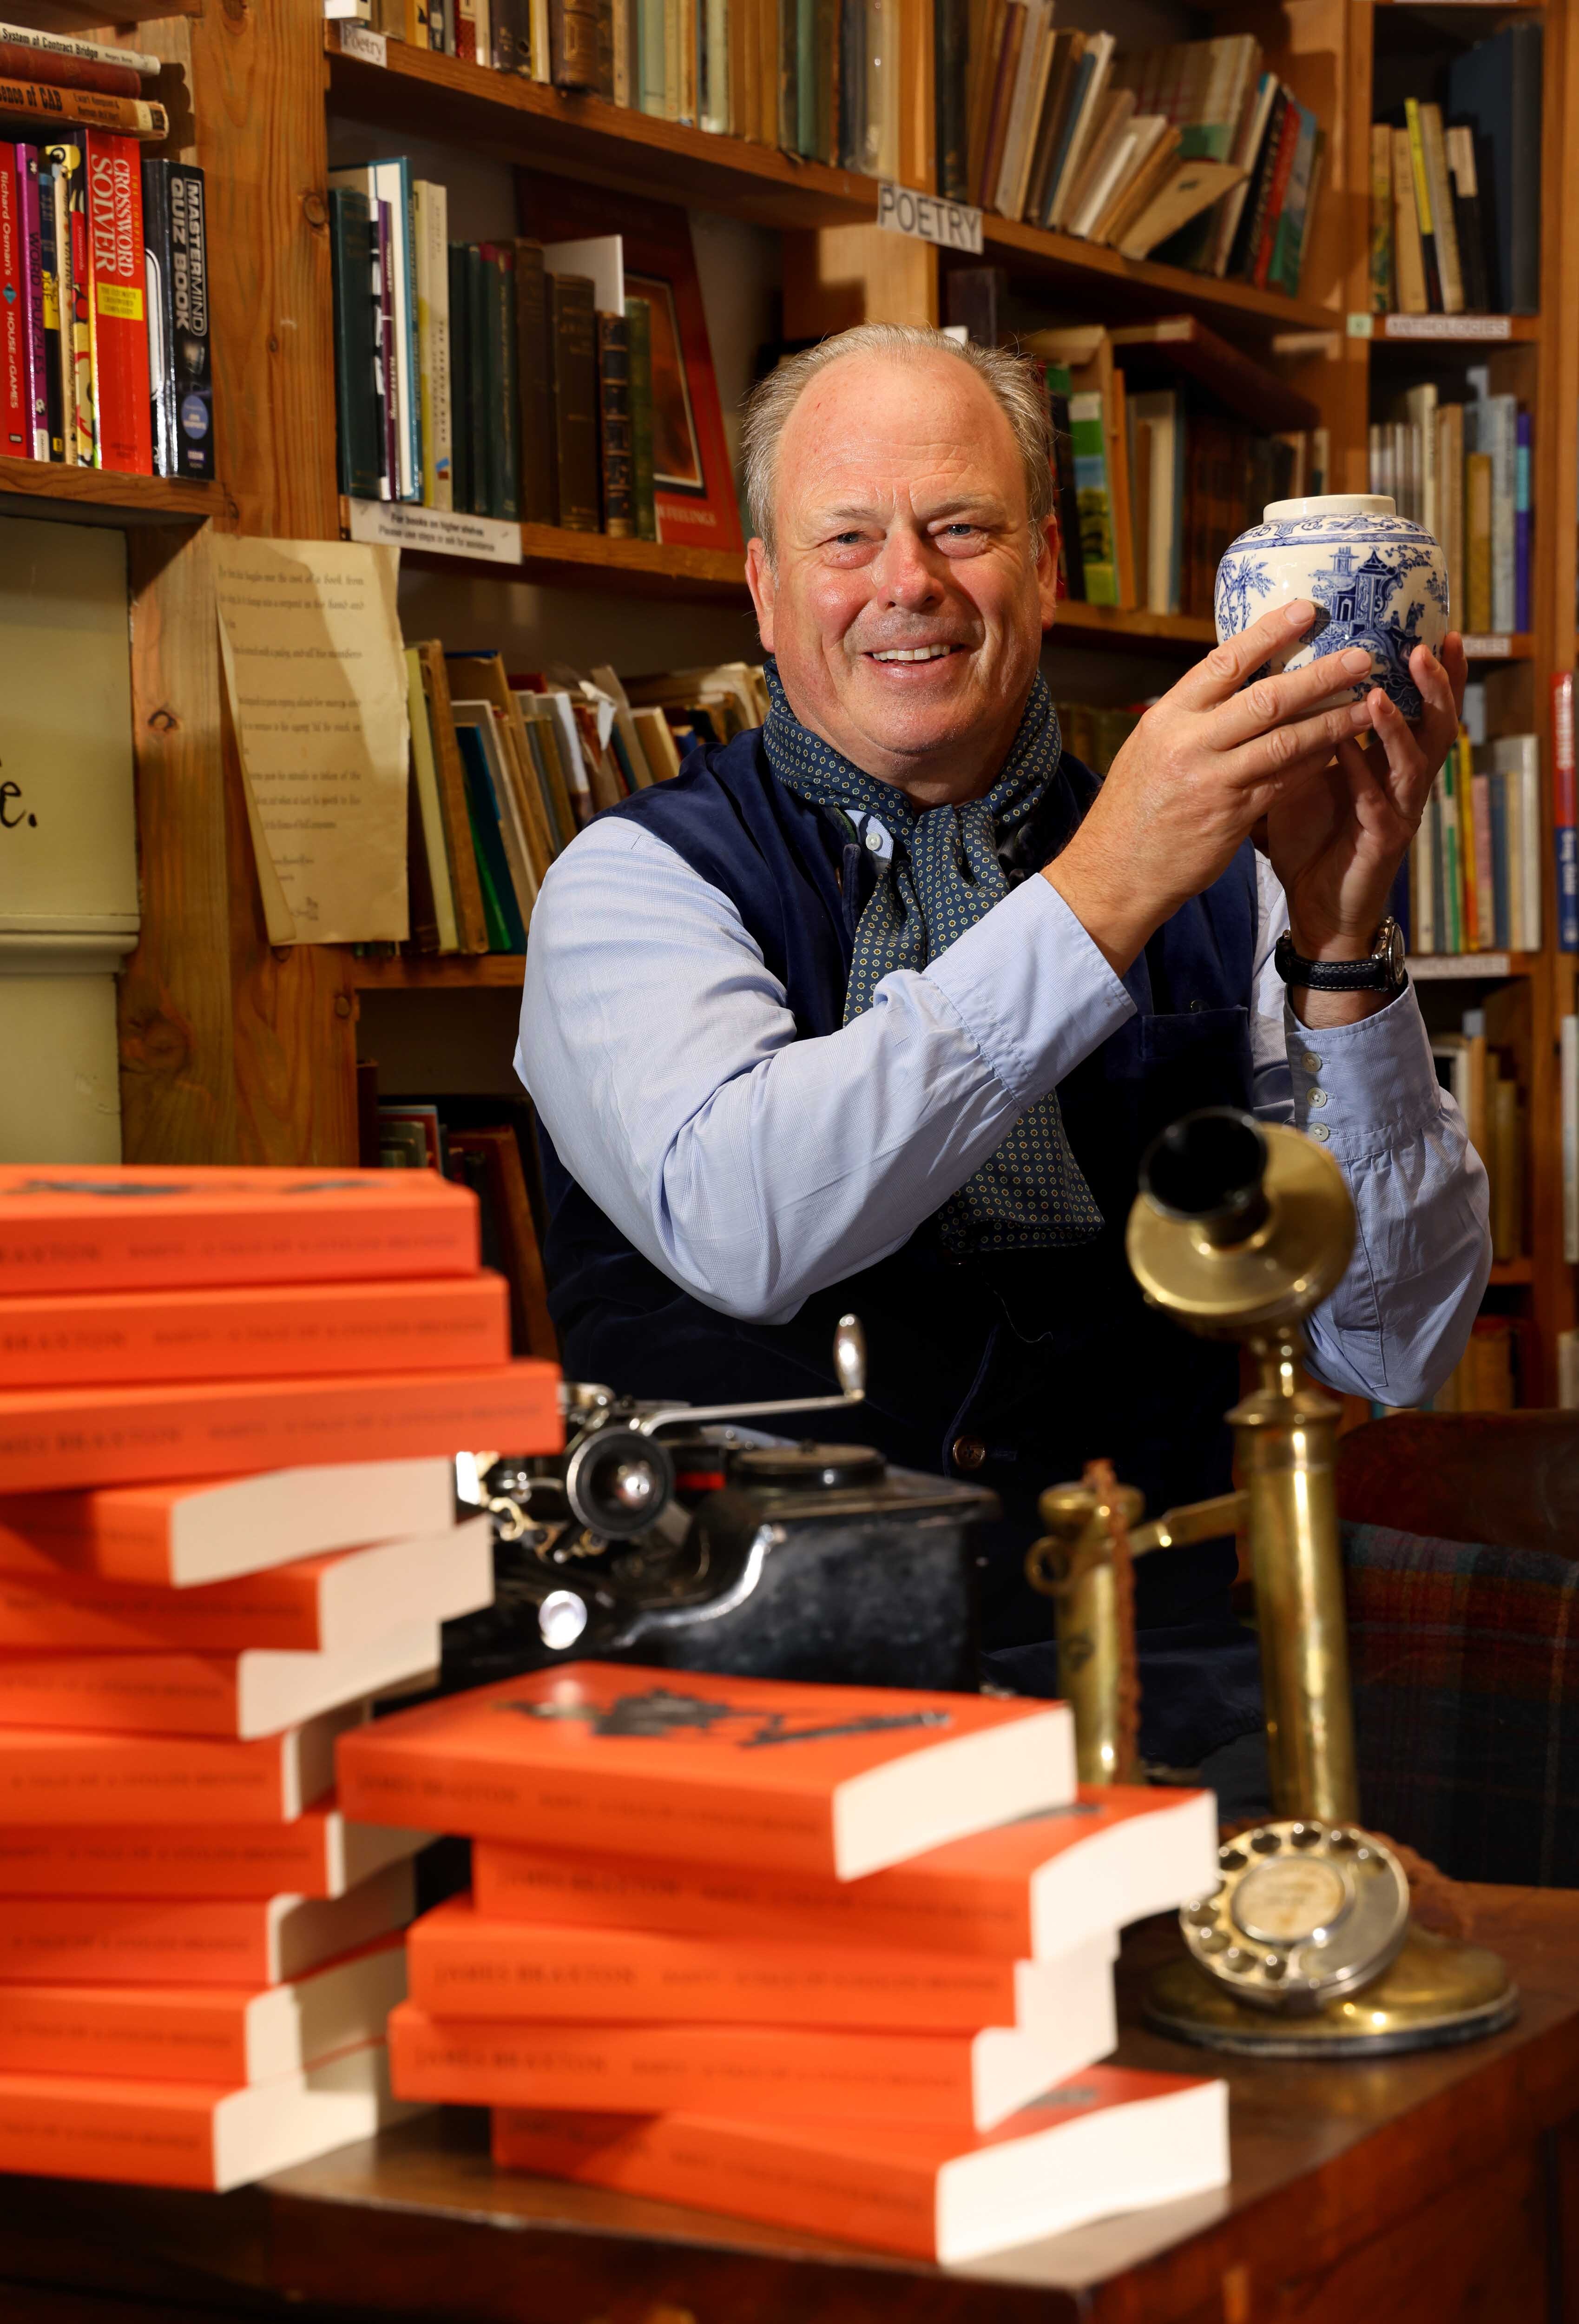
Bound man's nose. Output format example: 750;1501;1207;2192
870;526;943;607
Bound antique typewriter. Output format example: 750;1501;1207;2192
439;1319;997;1696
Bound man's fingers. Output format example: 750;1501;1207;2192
1206;644;1376;748
1218;694;1375;789
1441;633;1468;718
1173;599;1321;711
1362;685;1436;822
1406;645;1460;792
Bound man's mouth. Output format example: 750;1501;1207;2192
867;644;965;663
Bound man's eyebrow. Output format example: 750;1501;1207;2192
812;495;1011;526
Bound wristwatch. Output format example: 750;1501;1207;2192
1273;915;1408;997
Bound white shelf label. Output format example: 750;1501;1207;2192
345;498;522;565
1383;314;1513;341
876;182;983;256
1460;634;1513;659
338;23;388;65
1409;952;1513;980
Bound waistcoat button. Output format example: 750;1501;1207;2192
952;1435;987;1471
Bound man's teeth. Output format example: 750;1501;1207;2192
872;645;953;662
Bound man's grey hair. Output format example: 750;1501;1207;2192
740;322;1056;561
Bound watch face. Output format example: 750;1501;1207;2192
1382;918;1406;986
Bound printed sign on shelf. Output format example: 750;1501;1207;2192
876;182;983;257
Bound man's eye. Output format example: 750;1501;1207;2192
830;531;865;547
938;523;981;540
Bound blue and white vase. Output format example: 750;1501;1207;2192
1214;494;1449;720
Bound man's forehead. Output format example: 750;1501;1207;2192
776;358;1021;519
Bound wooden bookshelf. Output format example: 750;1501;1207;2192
350;952;526;990
0;458;215;526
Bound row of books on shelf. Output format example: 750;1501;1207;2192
0;26;210;480
330;176;738;548
1431;1015;1524;1268
1367;27;1541;319
961;22;1319;290
1408;730;1540;959
1368;385;1527;638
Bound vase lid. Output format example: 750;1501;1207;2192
1263;494;1397;522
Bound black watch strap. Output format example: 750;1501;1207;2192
1273;917;1408;995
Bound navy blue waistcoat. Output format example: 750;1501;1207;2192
536;728;1264;1763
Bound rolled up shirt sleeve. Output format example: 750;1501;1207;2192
516;817;1135;1324
1251;853;1491;1408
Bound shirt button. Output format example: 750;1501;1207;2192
1302;1052;1322;1072
1309;1123;1330;1142
864;826;884;852
1309;1088;1329;1109
952;1435;987;1472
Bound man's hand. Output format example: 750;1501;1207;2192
1264;635;1466;1027
1042;600;1379;976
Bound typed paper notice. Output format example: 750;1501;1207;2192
214;536;409;944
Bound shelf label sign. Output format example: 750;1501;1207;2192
338;24;388;64
345;498;523;567
1385;314;1513;341
876;182;983;256
1460;634;1513;660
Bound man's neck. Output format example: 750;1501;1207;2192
775;682;1037;811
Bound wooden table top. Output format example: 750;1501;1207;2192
3;1886;1578;2324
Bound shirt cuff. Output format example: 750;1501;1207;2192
1285;985;1446;1157
921;872;1137;1107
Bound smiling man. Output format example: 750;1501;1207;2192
517;323;1489;1769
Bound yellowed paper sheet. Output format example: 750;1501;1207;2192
213;537;409;945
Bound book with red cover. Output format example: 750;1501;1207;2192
0;1162;480;1294
0;2040;398;2192
0;1459;460;1589
0;1698;359;1825
389;1997;1109;2131
0;1859;413;1986
406;1893;1116;2040
0;1796;430;1898
492;2067;1230;2264
0;1360;559;1494
472;1786;1218;1961
0;1935;407;2082
0;1515;492;1654
0;140;26;456
0;1617;440;1738
83;130;151;472
336;1661;1075;1882
0;1272;511;1389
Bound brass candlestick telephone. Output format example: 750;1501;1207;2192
1033;1109;1516;2057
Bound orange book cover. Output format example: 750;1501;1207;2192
390;2000;1100;2129
491;2067;1230;2265
0;1162;479;1294
0;1360;560;1495
0;1458;460;1589
408;1894;1031;2032
0;1272;510;1390
0;1935;407;2083
0;1514;492;1655
0;1859;413;1986
472;1786;1218;1961
0;2041;396;2191
0;1796;431;1898
336;1662;1074;1882
0;1699;357;1825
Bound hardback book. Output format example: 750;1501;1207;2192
0;1616;440;1739
0;145;25;456
142;160;213;481
1445;123;1490;316
38;146;65;462
0;1934;407;2083
406;643;460;950
390;1998;1110;2131
1401;99;1442;313
0;1699;359;1826
329;158;419;497
416;639;491;951
446;242;470;510
492;2066;1230;2263
0;1797;431;1898
472;1785;1215;1958
478;242;520;518
412;176;451;507
1368;119;1393;312
329;185;379;499
1447;22;1542;314
1416;103;1463;317
0;1456;460;1590
0;2039;401;2193
453;714;532;947
82;131;151;472
548;271;600;531
550;0;601;88
0;1162;480;1294
512;238;555;523
0;1272;510;1389
337;1660;1075;1881
595;308;632;536
0;1360;558;1495
445;1128;556;1359
0;77;166;136
50;134;92;464
0;1860;414;1987
16;145;46;461
408;1893;1117;2042
0;33;149;91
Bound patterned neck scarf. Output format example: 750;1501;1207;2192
761;658;1101;1255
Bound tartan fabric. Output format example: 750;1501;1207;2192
1343;1520;1579;1886
760;658;1102;1256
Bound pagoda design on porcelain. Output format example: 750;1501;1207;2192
1214;494;1449;721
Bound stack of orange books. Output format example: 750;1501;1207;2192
0;1162;562;2191
339;1660;1230;2263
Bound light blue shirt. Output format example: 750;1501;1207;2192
517;812;1491;1410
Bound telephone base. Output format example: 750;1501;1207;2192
1144;1921;1519;2058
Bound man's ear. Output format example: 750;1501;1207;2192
745;537;776;653
1035;515;1060;634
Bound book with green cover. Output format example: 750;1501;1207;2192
455;722;525;952
467;244;493;521
447;244;472;515
1068;389;1118;607
480;244;520;520
329;188;379;502
625;292;657;541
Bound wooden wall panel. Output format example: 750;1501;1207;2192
782;224;939;337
